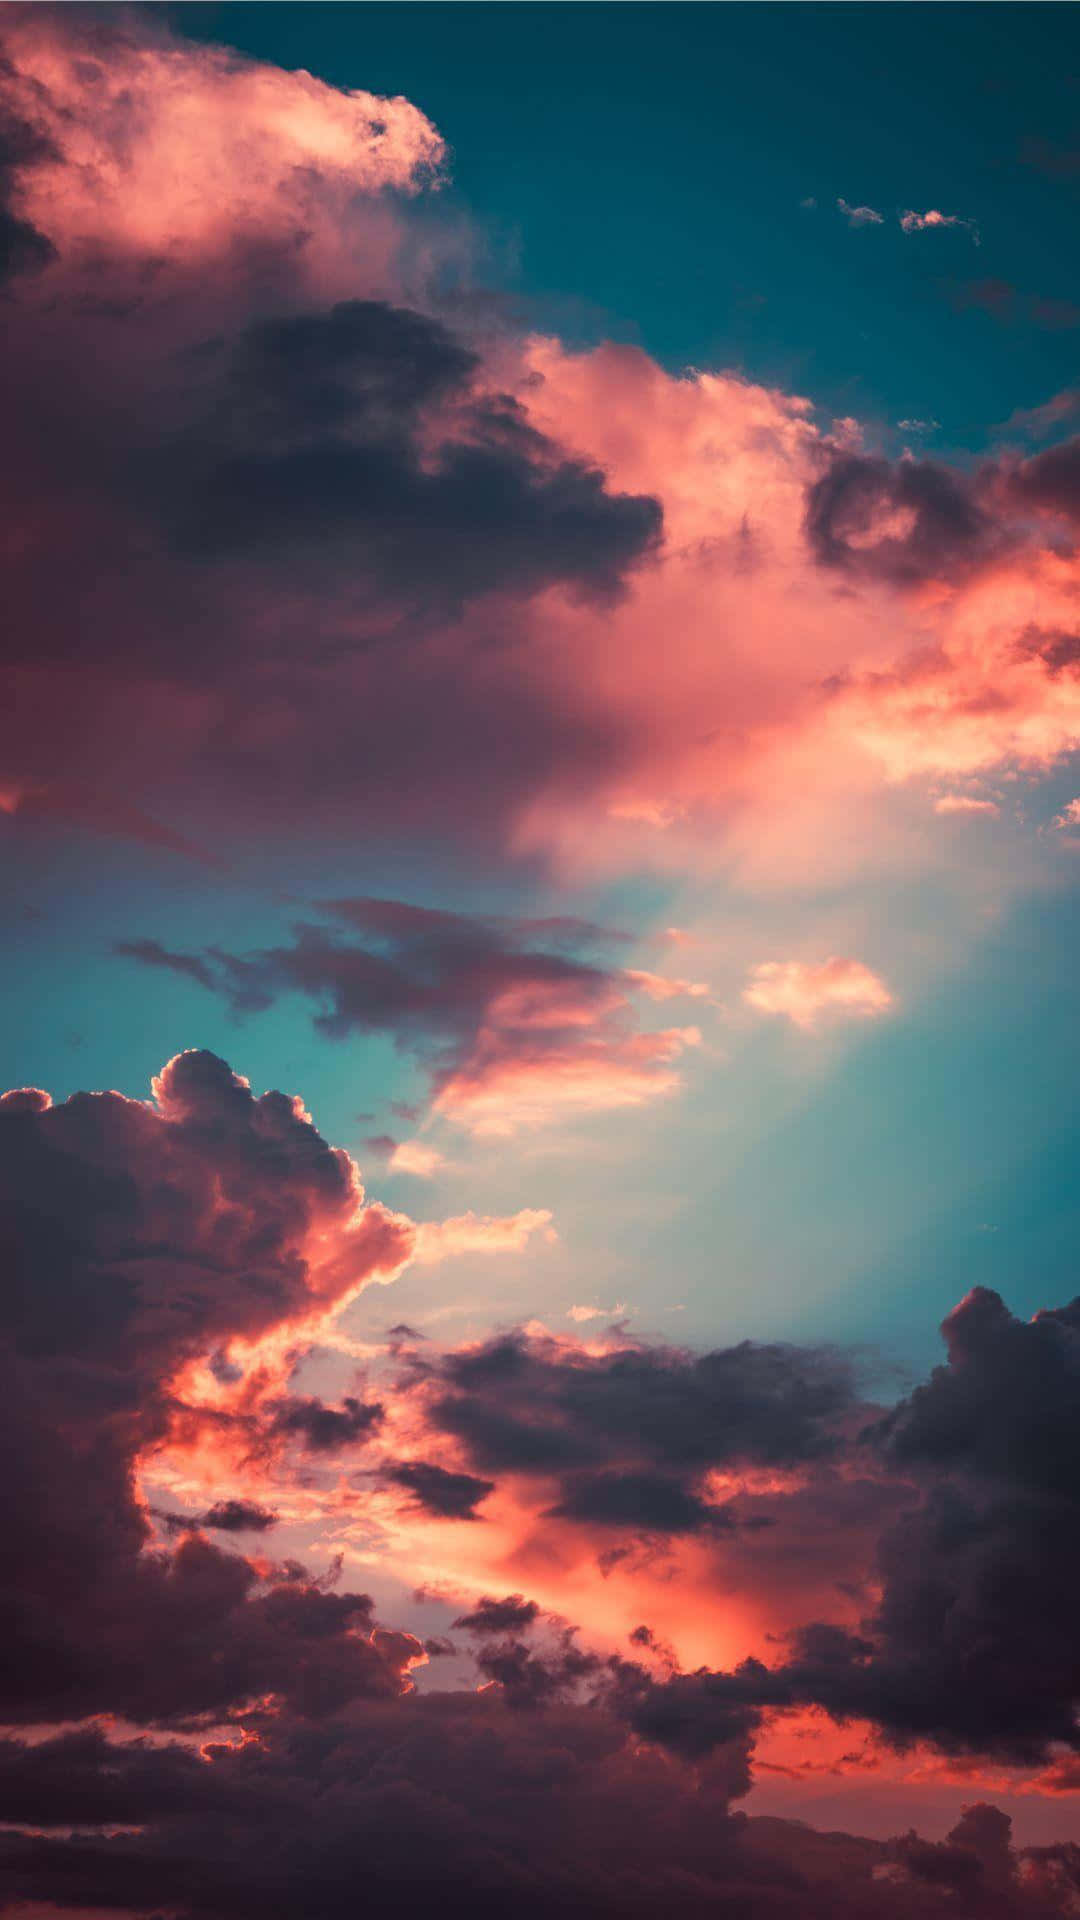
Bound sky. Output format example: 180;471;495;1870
4;4;1080;1915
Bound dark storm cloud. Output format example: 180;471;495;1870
158;300;661;606
828;1288;1080;1759
6;1049;1080;1913
383;1459;496;1520
189;1498;280;1533
0;1708;1071;1920
420;1326;855;1512
270;1393;386;1452
805;449;998;584
658;1288;1080;1763
0;86;55;285
452;1593;542;1634
0;1049;415;1727
546;1467;741;1535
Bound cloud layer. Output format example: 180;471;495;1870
3;1053;1080;1914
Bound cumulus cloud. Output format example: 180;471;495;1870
0;3;1078;896
6;1049;1080;1909
0;1049;423;1726
0;5;445;273
742;958;894;1029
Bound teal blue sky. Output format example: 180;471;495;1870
178;2;1080;444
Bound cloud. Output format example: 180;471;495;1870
412;1208;555;1262
389;1139;446;1177
269;1395;386;1453
1001;388;1080;440
4;1708;1077;1918
804;449;996;586
567;1302;627;1323
117;905;706;1137
430;1024;702;1137
6;1050;1080;1907
837;197;884;227
452;1594;542;1635
0;6;445;273
1003;435;1080;525
900;208;979;244
547;1469;741;1536
1052;798;1080;830
933;794;1000;816
2;5;1080;898
0;1048;419;1727
742;958;894;1029
198;1499;281;1534
153;298;662;608
417;1325;855;1515
383;1459;495;1520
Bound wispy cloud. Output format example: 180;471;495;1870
836;196;883;227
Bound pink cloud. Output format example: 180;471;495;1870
432;1026;702;1138
743;958;894;1029
1;8;445;296
389;1139;447;1178
933;794;1000;816
3;5;1080;923
900;208;979;243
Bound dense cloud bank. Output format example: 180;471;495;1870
3;7;1080;881
2;1051;1080;1914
